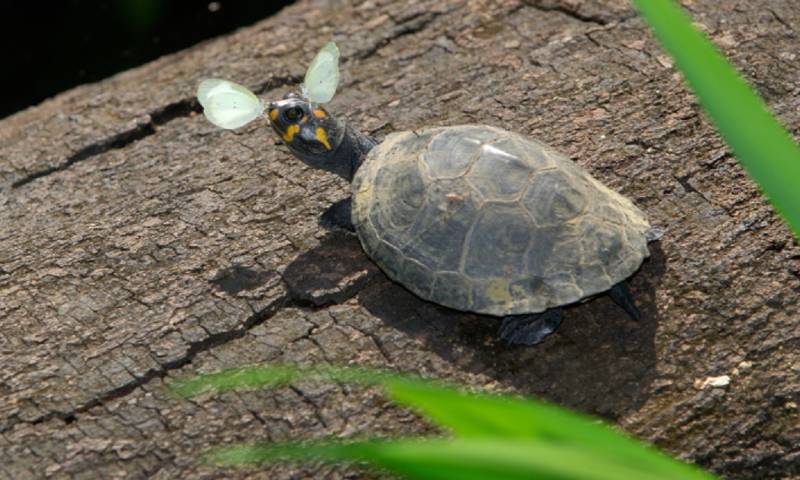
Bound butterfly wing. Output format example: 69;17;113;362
301;42;340;104
197;79;264;129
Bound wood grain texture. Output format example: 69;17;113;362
1;0;798;478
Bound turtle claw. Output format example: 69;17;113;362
645;225;665;242
608;282;641;321
499;309;563;346
320;197;355;232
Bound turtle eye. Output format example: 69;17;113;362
283;106;303;122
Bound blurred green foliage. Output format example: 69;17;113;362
633;0;800;239
114;0;162;32
172;365;714;479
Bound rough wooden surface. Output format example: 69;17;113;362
1;0;799;478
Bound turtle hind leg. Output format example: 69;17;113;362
320;197;355;232
498;309;563;346
608;282;641;321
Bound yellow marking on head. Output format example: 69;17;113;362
313;109;327;118
300;115;309;123
316;127;332;150
269;109;278;121
283;124;300;143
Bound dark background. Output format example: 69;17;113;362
1;0;294;120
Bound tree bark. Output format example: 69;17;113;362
1;0;798;478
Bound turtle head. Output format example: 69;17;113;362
267;93;350;176
199;43;374;181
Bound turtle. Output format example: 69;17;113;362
197;42;656;345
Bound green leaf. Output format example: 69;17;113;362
632;0;800;239
383;380;711;479
207;438;710;480
171;365;713;479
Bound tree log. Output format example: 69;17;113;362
1;0;798;478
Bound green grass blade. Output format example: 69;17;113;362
632;0;800;238
384;380;712;479
207;438;706;480
171;365;712;479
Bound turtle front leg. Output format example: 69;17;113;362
498;309;563;346
320;197;355;232
608;282;641;321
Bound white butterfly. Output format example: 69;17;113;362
197;78;264;130
300;41;340;104
197;42;341;130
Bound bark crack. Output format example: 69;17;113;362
521;0;635;26
352;9;450;60
2;264;353;434
3;294;299;432
9;75;300;190
289;385;329;429
10;99;197;190
767;8;795;34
